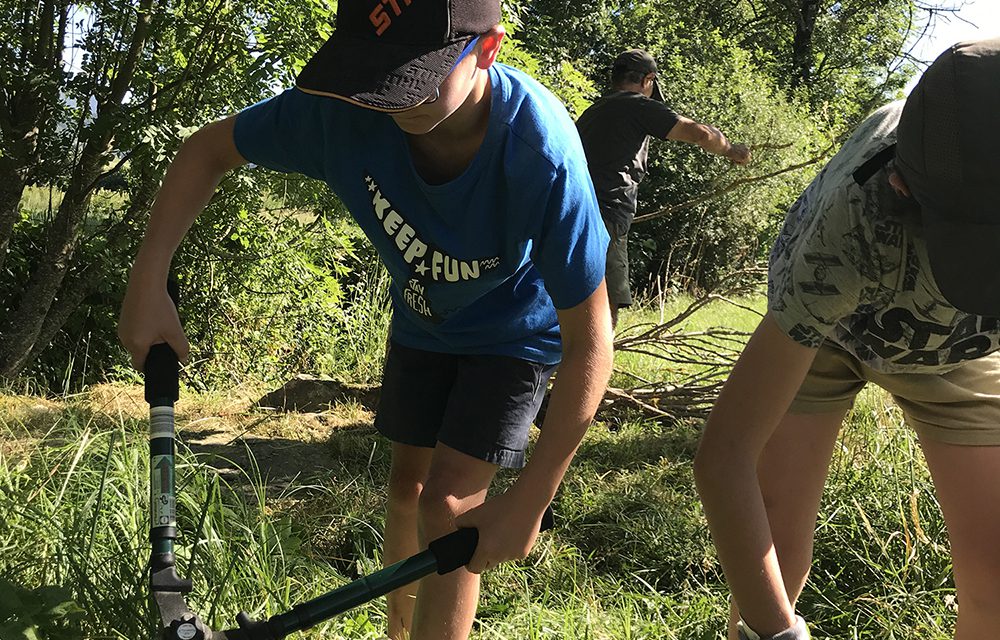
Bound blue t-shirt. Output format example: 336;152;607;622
233;64;608;364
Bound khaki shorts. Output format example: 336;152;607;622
790;342;1000;446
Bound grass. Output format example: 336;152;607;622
0;299;958;639
19;185;127;219
612;294;765;390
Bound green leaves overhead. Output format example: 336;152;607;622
0;0;962;386
511;0;954;291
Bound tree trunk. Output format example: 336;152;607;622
0;164;27;273
0;143;107;378
0;0;67;272
0;0;154;379
25;183;156;365
790;0;821;87
0;94;46;273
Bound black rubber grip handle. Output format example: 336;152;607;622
143;280;180;405
429;528;478;575
429;504;555;575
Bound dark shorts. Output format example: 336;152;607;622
374;342;557;468
603;217;632;308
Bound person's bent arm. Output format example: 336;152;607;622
668;116;751;165
693;313;818;636
456;281;614;572
118;116;247;369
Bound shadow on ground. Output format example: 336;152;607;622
180;416;388;494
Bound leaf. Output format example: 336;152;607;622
0;621;43;640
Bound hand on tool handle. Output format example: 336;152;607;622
217;507;556;640
120;272;189;371
435;502;556;574
454;484;554;574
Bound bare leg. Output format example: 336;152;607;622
919;439;1000;640
385;442;434;639
727;410;845;639
409;444;499;640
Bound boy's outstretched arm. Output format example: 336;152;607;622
119;116;247;369
667;116;751;165
693;313;817;636
456;281;614;572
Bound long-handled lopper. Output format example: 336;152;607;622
145;284;554;640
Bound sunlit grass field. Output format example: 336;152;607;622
0;300;957;639
19;185;127;218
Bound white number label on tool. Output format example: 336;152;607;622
151;455;176;527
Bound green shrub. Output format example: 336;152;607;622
0;580;84;640
629;39;831;293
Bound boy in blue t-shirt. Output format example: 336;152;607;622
118;1;613;638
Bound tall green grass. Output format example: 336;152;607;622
0;394;390;639
329;263;392;383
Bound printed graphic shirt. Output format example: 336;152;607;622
576;91;679;229
234;64;609;365
768;101;1000;374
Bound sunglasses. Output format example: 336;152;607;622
422;36;482;105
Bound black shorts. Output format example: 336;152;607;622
603;217;632;308
374;342;556;468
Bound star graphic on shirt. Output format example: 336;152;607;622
367;180;377;193
414;261;429;276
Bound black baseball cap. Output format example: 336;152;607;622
613;49;664;101
296;0;500;112
895;38;1000;316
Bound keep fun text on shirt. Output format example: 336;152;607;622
233;64;610;365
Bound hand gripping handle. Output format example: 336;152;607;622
429;504;555;575
144;280;181;406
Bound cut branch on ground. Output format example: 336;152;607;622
599;270;765;423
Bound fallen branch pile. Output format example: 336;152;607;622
600;275;764;423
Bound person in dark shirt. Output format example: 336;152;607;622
577;49;751;326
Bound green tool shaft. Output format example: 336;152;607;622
149;402;177;557
270;551;439;635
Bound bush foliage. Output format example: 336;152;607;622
0;0;953;389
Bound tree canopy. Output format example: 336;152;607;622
0;0;961;387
